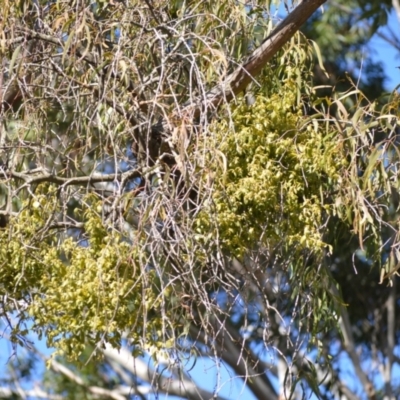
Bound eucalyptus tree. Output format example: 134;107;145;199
0;0;400;399
302;0;395;97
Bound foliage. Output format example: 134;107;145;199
303;0;394;99
0;0;400;399
0;191;171;359
199;85;342;257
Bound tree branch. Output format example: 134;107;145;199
200;0;327;110
5;168;142;188
164;0;325;122
0;387;63;400
393;0;400;25
49;359;128;400
384;281;396;398
189;318;278;400
150;0;328;158
330;284;376;399
2;1;328;150
102;344;230;400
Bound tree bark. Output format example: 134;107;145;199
152;0;328;156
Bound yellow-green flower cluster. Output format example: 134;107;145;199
196;84;344;259
0;193;168;361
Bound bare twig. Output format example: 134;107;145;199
384;281;396;399
102;344;230;400
189;318;278;400
330;284;376;399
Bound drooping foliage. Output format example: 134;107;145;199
303;0;395;98
1;0;400;398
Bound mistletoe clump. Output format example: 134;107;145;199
196;82;345;260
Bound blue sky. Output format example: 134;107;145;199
370;10;400;90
